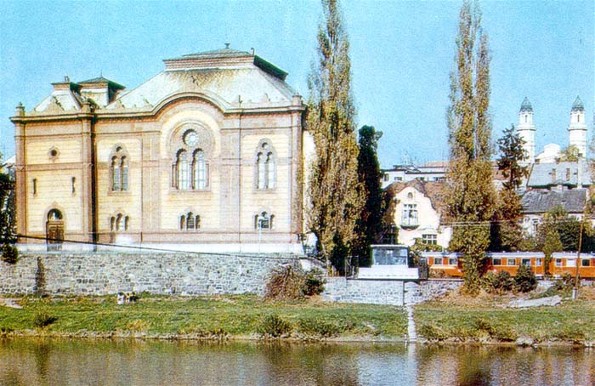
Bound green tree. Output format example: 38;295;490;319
491;125;528;251
559;145;581;162
445;0;496;294
307;0;364;274
541;227;563;278
538;205;592;253
354;125;384;267
0;156;17;264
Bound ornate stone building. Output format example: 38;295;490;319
12;47;308;253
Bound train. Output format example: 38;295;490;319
420;250;595;279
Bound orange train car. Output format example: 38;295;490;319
420;251;595;279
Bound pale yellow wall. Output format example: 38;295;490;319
26;170;83;233
25;138;82;165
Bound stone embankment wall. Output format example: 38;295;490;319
0;252;299;296
323;278;463;306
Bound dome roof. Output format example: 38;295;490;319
571;96;584;112
519;97;533;112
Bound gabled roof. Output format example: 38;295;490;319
521;188;587;214
527;160;591;188
164;46;288;81
79;76;125;90
385;180;446;215
29;47;297;115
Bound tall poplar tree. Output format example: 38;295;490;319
354;125;384;268
491;125;528;251
445;0;496;294
307;0;363;274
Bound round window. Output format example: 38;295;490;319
183;130;198;147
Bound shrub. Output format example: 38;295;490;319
257;314;292;338
33;311;57;328
482;271;514;294
297;318;343;338
302;268;325;296
553;273;575;292
418;323;448;341
542;273;576;297
264;266;326;300
514;264;537;293
1;244;18;264
264;265;305;300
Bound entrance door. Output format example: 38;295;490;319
46;209;64;251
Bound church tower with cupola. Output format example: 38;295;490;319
568;96;587;158
517;97;536;164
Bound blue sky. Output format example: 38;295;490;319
0;0;593;168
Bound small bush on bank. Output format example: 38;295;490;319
542;273;576;297
257;314;292;338
418;323;448;341
1;244;18;264
303;268;325;296
264;266;326;300
297;318;343;338
33;311;57;328
514;264;537;293
482;271;514;294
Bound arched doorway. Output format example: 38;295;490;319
46;209;64;251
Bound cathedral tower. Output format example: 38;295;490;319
517;97;535;164
568;96;587;158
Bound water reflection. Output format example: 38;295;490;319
0;339;592;385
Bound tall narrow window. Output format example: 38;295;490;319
32;178;37;195
71;177;76;194
121;157;128;191
193;150;208;190
110;146;129;192
112;157;120;191
177;150;190;190
256;142;275;189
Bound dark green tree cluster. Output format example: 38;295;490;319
536;205;594;276
490;125;528;251
445;0;496;294
307;0;364;274
354;125;385;268
0;156;17;264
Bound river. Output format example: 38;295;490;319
0;339;592;385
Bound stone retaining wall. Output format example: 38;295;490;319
323;278;463;306
0;252;299;296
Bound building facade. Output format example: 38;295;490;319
12;47;308;253
385;180;451;249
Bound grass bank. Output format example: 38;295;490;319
0;295;407;341
414;290;595;345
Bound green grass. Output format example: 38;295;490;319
415;299;594;343
0;295;407;340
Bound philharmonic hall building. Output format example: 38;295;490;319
12;47;309;253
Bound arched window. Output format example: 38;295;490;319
110;146;129;191
110;213;129;232
254;211;274;230
180;212;201;231
256;142;275;189
172;128;210;190
193;150;208;190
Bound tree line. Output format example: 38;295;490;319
306;0;593;295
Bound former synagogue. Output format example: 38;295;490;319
12;47;309;253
